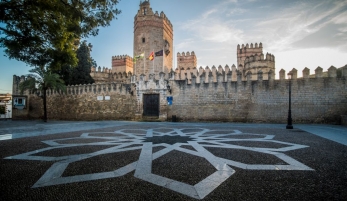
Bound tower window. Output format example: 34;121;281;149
143;8;147;15
142;37;145;43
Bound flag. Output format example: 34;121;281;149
155;50;163;56
133;53;144;63
135;53;144;59
149;52;154;61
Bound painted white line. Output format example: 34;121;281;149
5;127;314;199
0;134;12;141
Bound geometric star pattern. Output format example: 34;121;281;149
4;128;313;199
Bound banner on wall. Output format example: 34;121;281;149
167;96;173;105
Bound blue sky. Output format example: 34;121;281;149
1;0;347;93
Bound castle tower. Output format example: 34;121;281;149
237;43;275;80
112;55;133;74
237;43;263;67
177;51;197;70
133;0;173;76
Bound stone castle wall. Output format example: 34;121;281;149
12;83;137;121
167;65;347;123
13;66;347;124
169;77;346;123
90;67;133;84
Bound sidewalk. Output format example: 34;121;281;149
296;124;347;146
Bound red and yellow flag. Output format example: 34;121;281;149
149;52;154;61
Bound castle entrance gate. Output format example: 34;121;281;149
143;94;159;117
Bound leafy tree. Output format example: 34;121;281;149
19;66;66;122
1;0;120;122
0;0;121;70
70;41;95;85
53;41;96;85
53;64;74;86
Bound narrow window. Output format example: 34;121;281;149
143;8;147;15
142;37;145;43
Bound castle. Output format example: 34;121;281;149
90;1;275;83
12;1;347;124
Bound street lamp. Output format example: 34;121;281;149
166;84;171;94
286;72;293;129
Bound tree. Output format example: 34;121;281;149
19;66;66;122
53;41;96;85
71;41;95;85
1;0;120;122
0;0;121;70
53;63;74;86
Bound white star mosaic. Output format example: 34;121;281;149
5;128;314;199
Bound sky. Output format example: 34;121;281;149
1;0;347;94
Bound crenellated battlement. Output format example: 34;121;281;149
132;65;347;84
15;65;347;97
237;42;263;50
62;82;132;96
111;54;133;60
135;1;173;30
91;66;111;73
111;54;133;74
90;66;132;84
237;42;264;67
236;43;275;81
177;51;197;71
177;51;196;57
19;81;134;98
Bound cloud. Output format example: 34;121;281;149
202;9;218;19
252;0;347;52
226;8;248;16
175;0;347;68
176;39;196;50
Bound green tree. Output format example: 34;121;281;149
0;0;121;70
53;41;96;85
19;66;66;122
70;41;95;85
53;64;74;86
1;0;120;121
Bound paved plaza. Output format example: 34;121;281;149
0;120;347;200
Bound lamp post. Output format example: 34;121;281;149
166;84;171;94
286;72;293;129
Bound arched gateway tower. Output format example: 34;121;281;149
133;0;173;76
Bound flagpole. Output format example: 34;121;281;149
152;49;155;74
134;53;137;76
143;51;145;75
174;46;175;70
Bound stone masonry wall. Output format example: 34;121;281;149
13;66;347;124
16;83;137;121
168;66;347;124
